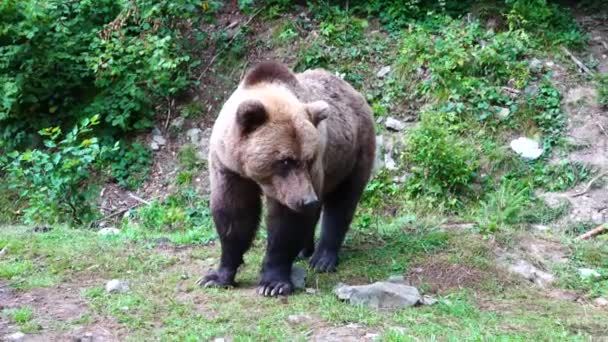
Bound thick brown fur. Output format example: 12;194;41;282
199;61;375;297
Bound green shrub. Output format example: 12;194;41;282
1;115;115;224
404;112;479;200
0;0;205;150
105;142;152;190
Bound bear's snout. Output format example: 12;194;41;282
298;193;319;212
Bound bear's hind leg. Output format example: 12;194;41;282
198;167;261;288
310;161;371;273
259;198;319;296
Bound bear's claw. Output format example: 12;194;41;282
196;270;235;288
257;280;293;297
310;250;338;273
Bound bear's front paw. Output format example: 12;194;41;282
196;269;236;288
257;280;293;297
310;250;338;273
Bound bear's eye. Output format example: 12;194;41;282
279;158;297;167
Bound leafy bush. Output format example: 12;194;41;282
1;116;115;224
134;188;211;232
105;142;152;190
404;112;479;201
0;0;204;150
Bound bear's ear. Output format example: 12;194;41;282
236;99;267;135
305;101;329;127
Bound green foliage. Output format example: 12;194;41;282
1;116;115;224
404;112;479;202
0;0;203;150
475;179;531;233
597;74;608;108
105;142;152;190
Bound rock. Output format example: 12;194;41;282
372;135;384;173
212;338;226;342
496;107;510;119
385;117;406;131
507;259;554;287
376;66;391;78
305;288;317;294
195;128;213;160
579;268;601;279
532;224;550;232
6;332;25;341
97;227;120;236
152;132;166;146
510;137;543;160
524;84;539;96
150;141;160;151
105;279;130;294
291;266;306;289
387;275;406;284
421;295;438;305
545;60;555;68
170;117;185;130
384;153;398;171
334;281;425;310
594;297;608;307
186;128;203;145
287;314;312;324
529;58;544;73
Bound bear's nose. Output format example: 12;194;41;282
299;194;319;211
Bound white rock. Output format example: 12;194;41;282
385;117;406;131
334;281;424;310
97;227;120;236
6;332;25;341
384;153;398;171
152;134;166;146
150;141;160;151
497;107;510;119
305;288;317;294
376;66;391;78
510;137;543;160
287;314;312;324
187;128;203;144
105;279;130;294
579;268;601;279
594;297;608;307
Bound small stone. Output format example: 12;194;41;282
385;117;406;131
529;58;543;73
334;281;424;310
532;224;550;232
305;288;317;294
384;153;398;171
421;295;438;305
579;268;601;279
287;314;312;324
6;332;25;341
170;117;185;130
105;279;130;294
291;266;306;289
97;227;120;236
187;128;203;145
152;134;166;146
120;306;129;312
510;137;543;160
376;66;391;78
508;259;554;287
212;338;225;342
150;141;160;151
594;297;608;307
496;107;510;119
387;275;406;284
545;60;555;68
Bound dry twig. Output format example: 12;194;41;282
575;225;607;241
561;46;595;76
571;170;608;197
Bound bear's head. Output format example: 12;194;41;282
231;84;329;213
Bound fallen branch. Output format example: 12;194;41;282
128;193;152;205
561;46;595;76
571;170;608;197
91;195;159;227
575;225;607;241
196;8;264;82
598;122;608;138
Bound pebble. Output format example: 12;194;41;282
97;227;120;236
384;117;406;131
105;279;130;294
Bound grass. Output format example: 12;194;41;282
1;225;607;339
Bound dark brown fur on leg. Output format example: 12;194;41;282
258;198;319;296
198;161;261;288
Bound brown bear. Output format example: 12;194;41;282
197;61;375;297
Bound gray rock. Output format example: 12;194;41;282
170;117;185;130
384;153;398;171
105;279;130;294
385;117;406;131
195;128;213;160
187;128;203;145
150;141;160;151
524;84;539;96
507;259;554;287
510;137;543;160
305;288;317;294
334;281;424;310
496;107;510;119
6;332;25;342
376;66;391;78
594;297;608;307
579;268;601;279
291;266;306;289
152;134;166;146
529;58;544;73
97;227;120;236
287;314;312;324
372;135;384;174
